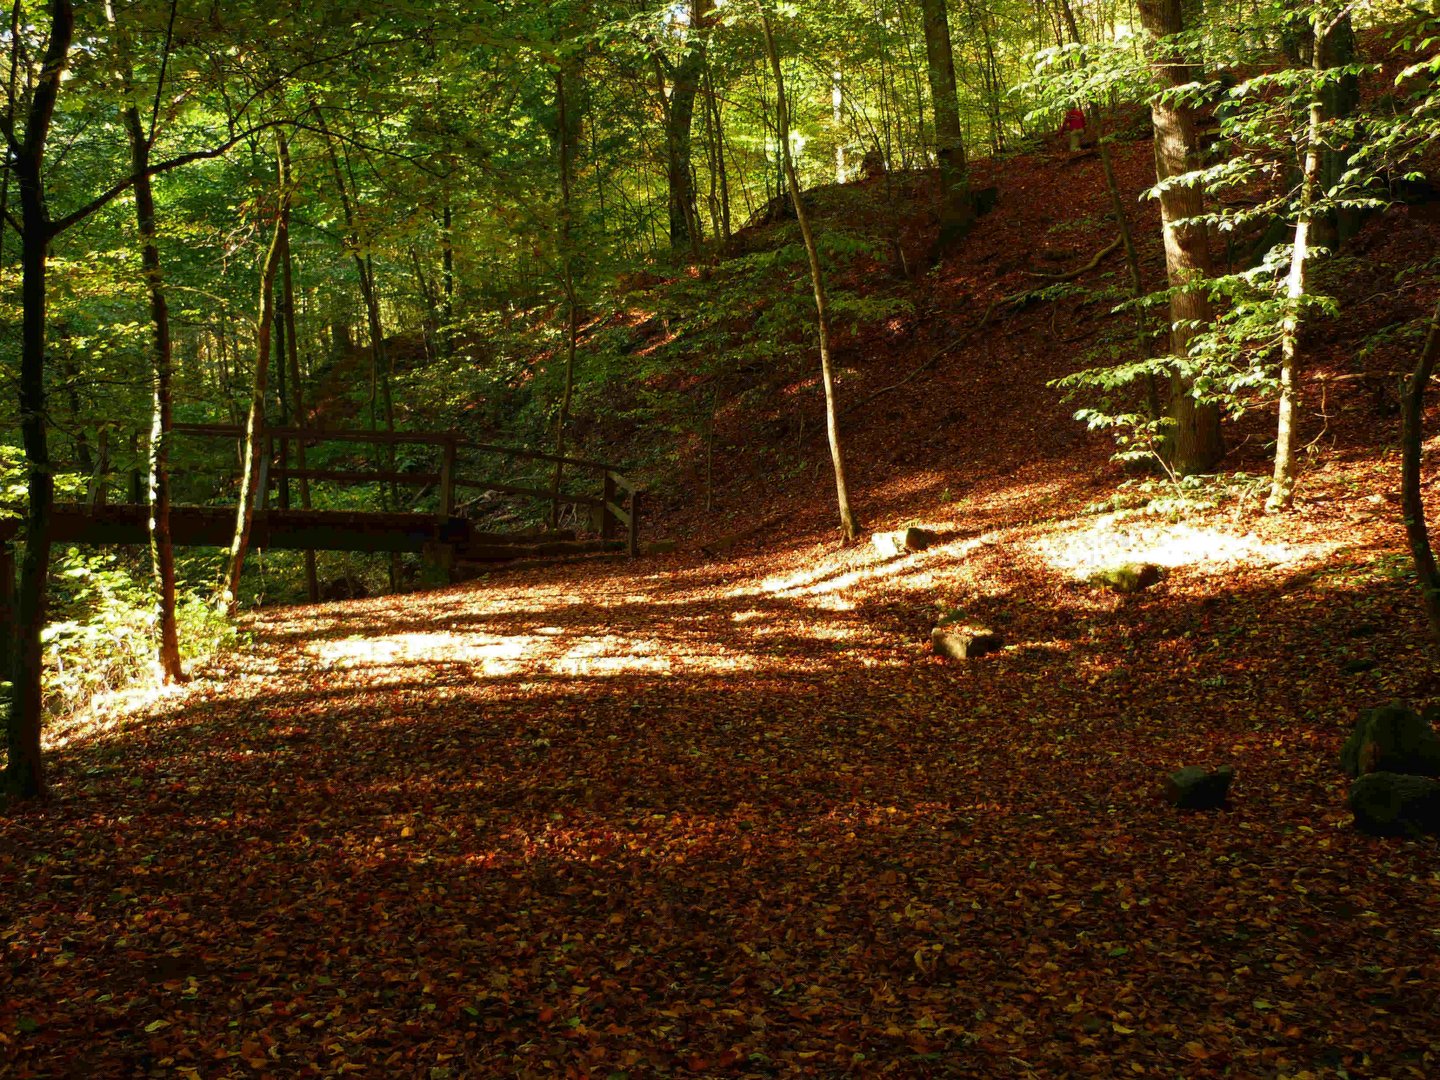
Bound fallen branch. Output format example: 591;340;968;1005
841;300;998;418
1025;234;1121;281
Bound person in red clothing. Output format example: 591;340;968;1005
1061;107;1087;151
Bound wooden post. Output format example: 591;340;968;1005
601;471;617;541
439;438;457;520
628;488;641;558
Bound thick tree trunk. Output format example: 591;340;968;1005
1137;0;1223;475
6;0;75;803
666;71;702;255
761;4;861;542
919;0;973;246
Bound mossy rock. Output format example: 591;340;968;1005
1340;702;1440;779
1164;765;1234;810
1089;562;1163;595
1348;771;1440;837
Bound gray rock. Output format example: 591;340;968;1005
1348;771;1440;836
1340;702;1440;778
1164;765;1234;810
931;626;1003;661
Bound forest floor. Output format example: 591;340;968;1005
7;140;1440;1077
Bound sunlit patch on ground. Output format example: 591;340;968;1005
1031;512;1341;579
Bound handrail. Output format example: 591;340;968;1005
170;422;623;474
65;421;646;558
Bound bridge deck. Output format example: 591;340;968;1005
49;504;469;554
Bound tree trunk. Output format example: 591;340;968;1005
108;0;185;682
919;0;973;247
663;8;707;258
278;149;319;602
760;3;861;542
221;206;286;617
440;199;455;355
1268;14;1331;512
1402;293;1440;651
1137;0;1223;475
6;0;74;803
550;64;581;527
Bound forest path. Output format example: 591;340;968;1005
7;505;1440;1076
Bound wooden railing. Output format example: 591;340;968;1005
73;423;644;556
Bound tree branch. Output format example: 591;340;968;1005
48;122;281;236
1024;234;1122;280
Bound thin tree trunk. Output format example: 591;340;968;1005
1137;0;1223;475
221;195;286;617
278;140;319;601
108;0;184;682
1402;293;1440;650
550;65;580;527
1268;15;1329;512
440;199;454;355
760;3;860;542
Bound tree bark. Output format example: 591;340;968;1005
1402;293;1440;650
1137;0;1224;475
1268;13;1332;512
279;152;319;602
108;0;185;682
440;199;455;355
919;0;973;246
760;3;861;542
6;0;75;802
550;64;581;528
221;199;286;617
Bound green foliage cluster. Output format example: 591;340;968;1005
41;550;233;717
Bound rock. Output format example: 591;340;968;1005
644;539;678;556
1089;563;1163;595
873;527;939;557
1340;702;1440;778
1341;658;1377;674
1348;771;1440;836
931;626;1003;661
1164;765;1234;810
903;527;938;552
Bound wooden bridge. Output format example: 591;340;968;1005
9;422;644;568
